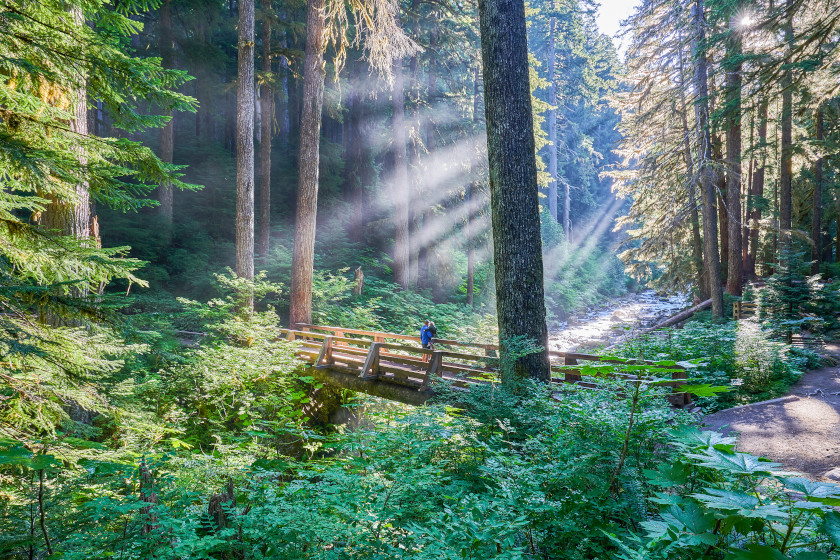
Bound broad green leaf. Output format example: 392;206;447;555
671;428;736;450
678;384;731;397
819;511;840;546
782;478;840;499
810;497;840;507
686;449;786;475
63;437;106;450
725;544;788;560
29;454;61;470
692;489;789;521
0;446;34;466
649;492;688;506
647;502;718;546
644;462;690;487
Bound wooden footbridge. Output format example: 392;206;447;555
281;323;692;408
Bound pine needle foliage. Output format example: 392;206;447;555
0;0;196;446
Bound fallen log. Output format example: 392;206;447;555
604;298;712;350
645;298;712;331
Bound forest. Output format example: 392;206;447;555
2;0;840;557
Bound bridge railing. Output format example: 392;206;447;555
294;323;499;356
287;324;691;406
281;327;467;391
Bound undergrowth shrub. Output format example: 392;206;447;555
2;381;691;559
612;428;840;559
612;319;821;411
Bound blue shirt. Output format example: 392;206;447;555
420;325;432;345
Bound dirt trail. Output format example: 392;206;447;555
703;344;840;480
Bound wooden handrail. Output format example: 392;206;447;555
295;323;499;352
289;323;691;406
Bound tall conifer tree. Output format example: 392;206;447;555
236;0;256;290
478;0;550;381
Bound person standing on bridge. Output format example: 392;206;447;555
420;320;433;362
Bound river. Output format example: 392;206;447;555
548;290;690;353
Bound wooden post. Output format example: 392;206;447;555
670;367;690;406
287;330;296;341
317;336;334;366
564;355;581;382
361;342;382;379
422;351;443;390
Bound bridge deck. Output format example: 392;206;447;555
283;324;692;408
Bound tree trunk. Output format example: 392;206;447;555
836;217;839;265
344;74;373;244
236;0;256;290
289;0;326;326
391;55;411;289
466;178;475;307
158;0;175;230
417;29;438;290
779;0;793;259
547;7;558;224
743;113;752;275
714;140;728;285
41;5;89;241
725;18;742;295
812;105;823;275
258;4;272;263
747;99;767;277
408;0;421;287
467;62;482;307
38;7;90;325
677;32;706;298
478;0;550;382
693;0;723;317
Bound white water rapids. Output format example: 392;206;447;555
548;290;690;353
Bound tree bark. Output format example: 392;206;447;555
478;0;550;382
779;0;793;259
236;0;256;285
467;62;482;307
714;140;728;285
258;3;272;263
812;105;823;275
41;7;90;242
408;0;421;287
344;74;373;244
547;5;558;224
38;8;89;322
417;28;438;290
747;99;767;277
289;0;326;326
725;18;742;295
158;0;175;230
836;217;839;265
693;0;723;317
678;32;706;298
391;55;411;289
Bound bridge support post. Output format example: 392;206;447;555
360;342;381;379
422;351;443;391
317;336;334;366
564;355;581;382
668;367;691;407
